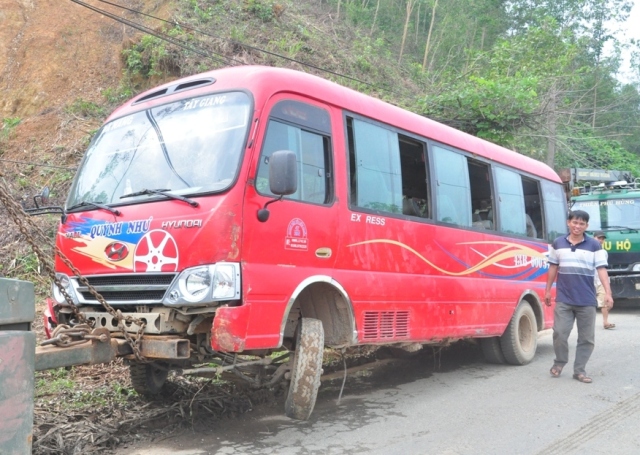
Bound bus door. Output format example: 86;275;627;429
241;97;338;346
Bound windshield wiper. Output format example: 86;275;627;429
120;188;199;207
66;201;122;216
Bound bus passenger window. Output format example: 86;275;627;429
522;177;543;239
347;118;403;213
399;135;430;218
432;145;471;226
468;160;493;230
541;180;568;240
494;167;527;236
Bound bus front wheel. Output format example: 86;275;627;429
284;318;324;421
129;362;168;396
500;301;537;365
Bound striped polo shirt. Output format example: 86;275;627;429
548;234;608;306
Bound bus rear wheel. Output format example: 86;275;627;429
500;301;537;365
284;318;324;421
129;362;169;396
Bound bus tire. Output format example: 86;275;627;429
500;301;537;365
129;363;168;396
284;318;324;421
479;337;506;364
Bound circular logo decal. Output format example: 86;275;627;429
133;230;179;272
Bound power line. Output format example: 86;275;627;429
70;0;236;66
77;0;386;92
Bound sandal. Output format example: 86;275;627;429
604;323;616;330
573;373;592;384
550;365;563;378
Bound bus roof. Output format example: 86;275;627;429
108;65;561;184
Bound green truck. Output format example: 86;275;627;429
559;168;640;305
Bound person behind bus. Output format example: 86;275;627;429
594;231;615;329
544;210;613;384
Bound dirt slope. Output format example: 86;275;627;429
0;0;172;187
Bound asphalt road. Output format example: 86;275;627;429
118;308;640;455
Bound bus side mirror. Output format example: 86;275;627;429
257;150;298;222
269;150;297;195
37;187;50;206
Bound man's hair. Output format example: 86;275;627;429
568;209;589;223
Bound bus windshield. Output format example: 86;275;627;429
572;198;640;230
67;91;251;207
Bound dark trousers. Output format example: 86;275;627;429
552;301;596;375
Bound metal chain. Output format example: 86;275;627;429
0;175;147;360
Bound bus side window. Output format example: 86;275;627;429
522;176;543;239
468;160;493;230
399;135;430;218
494;167;527;236
541;180;569;239
432;145;471;227
347;118;403;213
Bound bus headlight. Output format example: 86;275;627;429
632;264;640;272
51;273;79;305
164;262;241;306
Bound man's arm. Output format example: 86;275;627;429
597;267;614;309
545;264;559;307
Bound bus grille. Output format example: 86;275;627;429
73;273;176;305
363;311;410;340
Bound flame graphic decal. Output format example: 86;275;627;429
347;239;548;278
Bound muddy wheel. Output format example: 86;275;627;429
479;337;506;364
129;363;168;396
500;301;537;365
284;318;324;421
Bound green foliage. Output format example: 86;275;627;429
419;74;540;144
65;98;106;119
122;34;170;78
245;0;276;22
1;116;21;141
187;0;215;22
554;128;640;177
102;84;134;106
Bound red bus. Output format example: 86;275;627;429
44;66;567;420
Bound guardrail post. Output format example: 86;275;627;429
0;277;35;455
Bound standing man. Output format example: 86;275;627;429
594;231;615;329
545;210;613;384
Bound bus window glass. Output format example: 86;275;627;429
468;160;493;230
256;119;330;205
495;167;526;235
522;177;542;239
541;180;568;239
433;145;471;226
399;135;430;218
351;119;402;213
